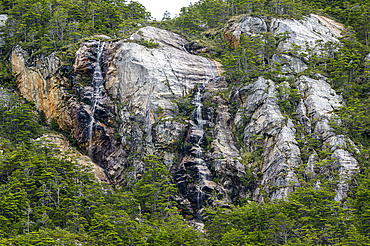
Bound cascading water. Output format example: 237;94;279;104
175;57;219;220
88;42;105;156
192;58;217;214
194;58;216;153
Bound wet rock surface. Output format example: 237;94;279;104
11;43;122;187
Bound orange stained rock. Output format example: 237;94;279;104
223;30;240;49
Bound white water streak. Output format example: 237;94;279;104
88;42;105;155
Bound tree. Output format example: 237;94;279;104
132;155;177;219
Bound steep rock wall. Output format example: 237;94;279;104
0;14;7;54
10;14;359;216
228;15;357;201
10;45;121;184
11;27;244;216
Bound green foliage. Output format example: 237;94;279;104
132;155;177;219
1;0;370;243
130;37;159;49
0;0;152;59
175;94;195;120
0;94;40;144
304;0;370;45
162;0;314;39
204;179;370;245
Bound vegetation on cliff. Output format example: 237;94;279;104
0;0;370;244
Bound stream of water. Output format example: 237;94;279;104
193;58;217;213
88;42;105;155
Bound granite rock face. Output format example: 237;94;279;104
11;43;122;187
11;14;359;217
233;77;300;201
296;76;358;200
270;14;344;52
224;16;267;48
224;14;343;52
227;14;357;201
0;14;7;53
11;26;238;216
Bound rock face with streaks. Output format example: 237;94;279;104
11;26;241;217
10;13;359;218
11;43;122;187
0;14;7;53
233;77;301;201
227;14;357;201
295;76;358;200
270;14;343;52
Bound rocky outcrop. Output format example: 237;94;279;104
11;14;358;217
224;14;344;51
296;76;358;200
233;77;300;201
11;46;68;121
11;44;122;187
270;14;344;52
0;14;7;52
103;27;223;176
228;14;356;201
0;87;10;104
12;26;241;216
224;16;267;48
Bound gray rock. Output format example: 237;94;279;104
272;54;308;74
239;16;268;36
296;99;311;134
296;76;342;120
131;26;188;51
305;150;318;177
0;87;10;105
0;14;7;52
11;14;359;214
223;16;267;48
365;53;370;69
0;15;6;25
235;77;300;201
105;27;223;176
296;75;358;200
271;14;344;52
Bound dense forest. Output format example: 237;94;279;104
0;0;370;245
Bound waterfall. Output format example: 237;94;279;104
193;58;217;216
88;42;105;155
175;57;219;220
194;58;216;149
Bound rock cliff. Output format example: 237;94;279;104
0;14;7;56
10;14;358;217
227;14;357;201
